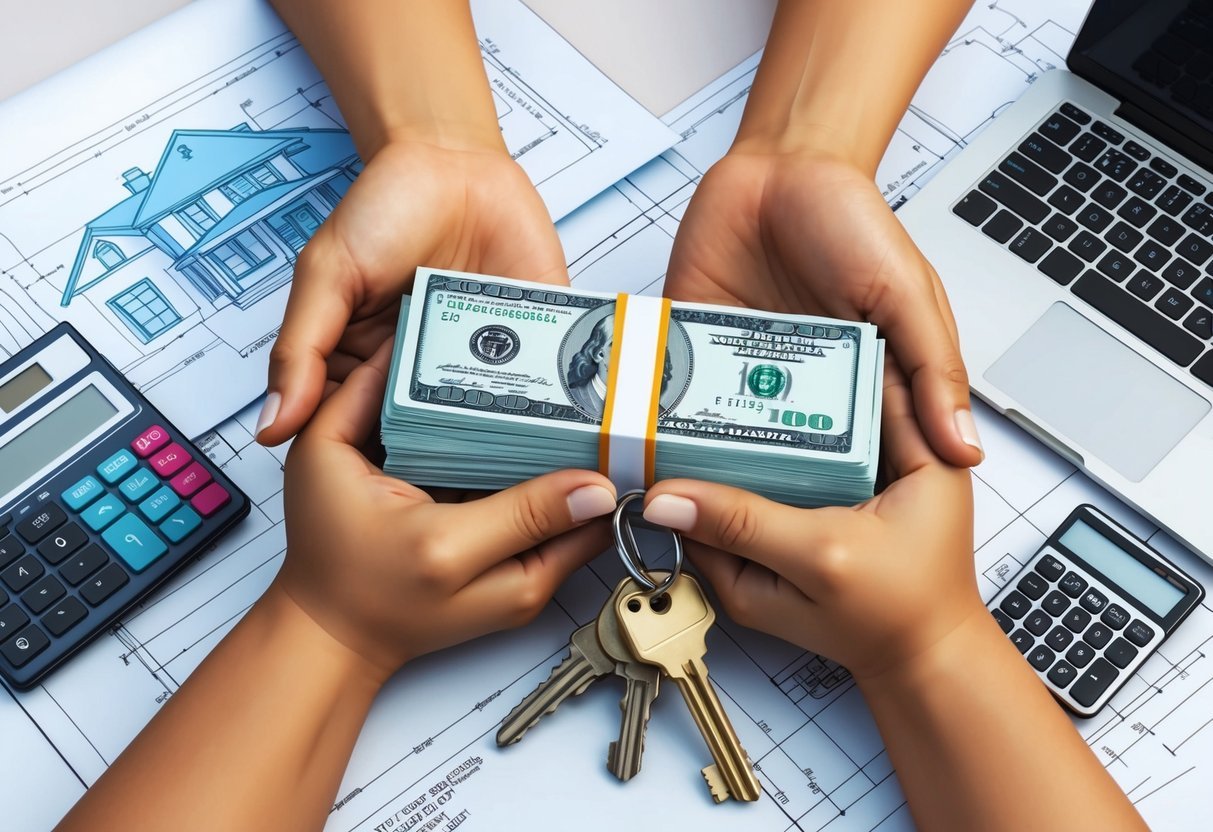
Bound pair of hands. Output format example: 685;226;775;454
266;137;984;686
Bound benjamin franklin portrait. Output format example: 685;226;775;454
564;312;680;420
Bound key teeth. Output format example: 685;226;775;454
702;764;730;803
495;652;597;746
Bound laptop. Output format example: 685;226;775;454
899;0;1213;562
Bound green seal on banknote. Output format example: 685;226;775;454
746;364;787;399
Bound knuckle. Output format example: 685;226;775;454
714;501;761;552
410;533;456;590
512;495;555;544
810;537;852;592
939;358;969;388
717;588;756;628
510;582;550;626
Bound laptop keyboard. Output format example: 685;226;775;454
953;101;1213;389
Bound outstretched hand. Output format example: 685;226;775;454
666;150;983;468
258;140;566;445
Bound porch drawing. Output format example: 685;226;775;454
61;124;359;346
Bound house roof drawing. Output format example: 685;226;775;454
63;125;356;305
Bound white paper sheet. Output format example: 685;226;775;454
5;1;1213;830
0;0;676;438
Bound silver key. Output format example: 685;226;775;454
495;620;615;746
598;576;662;781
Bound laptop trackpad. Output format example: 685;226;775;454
984;302;1210;482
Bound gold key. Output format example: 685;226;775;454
616;573;760;803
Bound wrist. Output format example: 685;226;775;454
729;125;873;172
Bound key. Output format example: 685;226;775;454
495;619;615;747
617;574;760;803
597;576;662;781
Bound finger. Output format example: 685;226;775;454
457;519;612;628
641;479;845;594
259;229;363;446
879;359;937;480
303;340;394;449
871;273;983;468
422;470;618;583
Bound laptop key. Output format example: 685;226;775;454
1000;153;1057;196
1182;203;1213;235
1091;120;1124;144
1122;140;1151;162
1107;222;1144;252
1163;258;1202;289
1193;352;1213;387
952;191;997;226
1148;215;1186;246
1047;185;1084;214
1178;174;1207;196
1071;273;1204;365
1156;288;1194;320
1127;270;1165;301
1042;214;1079;241
1096;149;1137;182
979;172;1050;223
1178;233;1213;266
1196;278;1213;307
1063;162;1100;193
1128;168;1166;199
1018;133;1071;174
1060;102;1091;124
1077;203;1114;232
1097;252;1135;281
1010;228;1051;263
1117;196;1157;228
1067;231;1107;262
1040;112;1081;145
1038;249;1083;285
1070;133;1106;163
982;210;1023;244
1158;184;1195;216
1150;157;1179;178
1184;307;1213;339
1134;240;1171;270
1092;181;1127;209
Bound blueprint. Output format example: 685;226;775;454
6;1;1213;830
0;0;676;439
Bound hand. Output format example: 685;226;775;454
665;150;983;467
276;343;617;679
258;140;567;445
640;364;981;681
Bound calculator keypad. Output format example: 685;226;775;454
0;420;243;688
988;547;1166;715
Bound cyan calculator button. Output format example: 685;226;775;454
160;505;201;543
97;449;137;484
101;514;167;572
139;486;180;524
119;469;158;502
61;476;103;511
80;494;125;532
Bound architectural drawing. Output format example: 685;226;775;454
7;1;1213;830
0;0;676;438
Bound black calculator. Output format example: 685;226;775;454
0;323;249;690
988;505;1204;717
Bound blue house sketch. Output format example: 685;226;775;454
62;124;359;346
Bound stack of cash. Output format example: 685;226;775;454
382;269;884;507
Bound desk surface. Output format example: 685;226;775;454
0;0;774;115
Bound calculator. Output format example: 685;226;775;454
988;505;1204;717
0;323;248;690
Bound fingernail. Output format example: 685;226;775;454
567;485;616;523
954;408;985;460
644;494;697;531
255;392;281;438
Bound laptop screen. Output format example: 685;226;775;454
1069;0;1213;172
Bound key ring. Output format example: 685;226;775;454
613;489;683;595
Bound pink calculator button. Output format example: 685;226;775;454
169;462;212;497
191;483;231;517
131;425;171;458
150;443;192;477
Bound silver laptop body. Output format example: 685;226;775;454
900;3;1213;561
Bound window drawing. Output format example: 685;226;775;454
219;163;283;204
92;241;126;270
106;279;182;343
208;229;274;279
175;200;218;236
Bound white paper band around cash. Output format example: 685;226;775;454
598;293;672;494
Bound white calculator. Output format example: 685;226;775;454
988;505;1204;717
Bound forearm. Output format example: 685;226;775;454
270;0;502;159
56;582;383;832
735;0;973;171
859;610;1145;831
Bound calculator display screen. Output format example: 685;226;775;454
0;363;52;413
0;385;118;496
1060;519;1185;617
